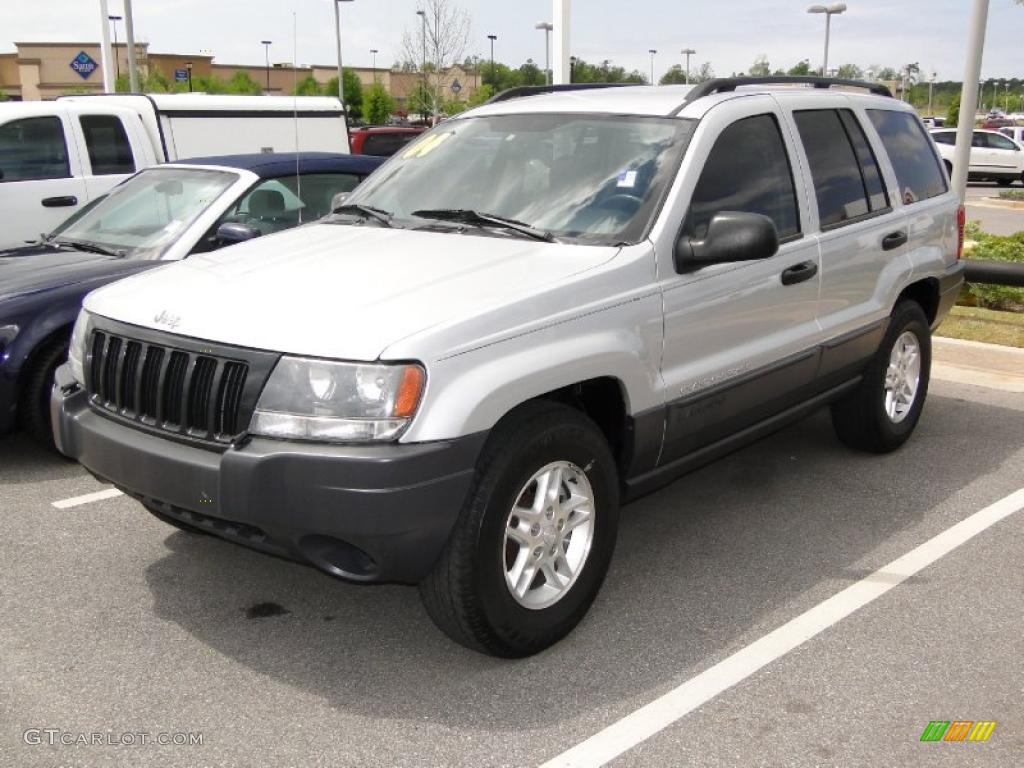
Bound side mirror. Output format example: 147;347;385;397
216;222;261;244
331;191;351;212
675;211;779;271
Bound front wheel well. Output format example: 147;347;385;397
15;325;73;420
532;377;630;473
896;279;940;326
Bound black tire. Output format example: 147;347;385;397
142;501;209;536
831;301;931;453
420;401;619;657
996;177;1013;187
18;337;69;450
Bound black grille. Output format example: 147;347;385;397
87;330;252;443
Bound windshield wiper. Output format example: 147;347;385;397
331;204;394;227
411;209;556;243
51;238;126;258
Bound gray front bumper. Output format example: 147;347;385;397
52;364;485;584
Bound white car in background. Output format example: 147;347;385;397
930;127;1024;186
998;125;1024;145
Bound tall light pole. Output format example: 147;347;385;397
98;0;114;93
487;34;498;88
951;0;988;203
927;71;936;116
680;47;696;84
260;40;272;92
416;9;427;115
334;0;354;111
535;22;553;85
370;48;378;83
123;0;139;93
649;49;657;86
108;14;122;82
807;3;847;78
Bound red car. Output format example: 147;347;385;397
349;126;426;157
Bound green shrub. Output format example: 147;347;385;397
963;222;1024;310
998;189;1024;201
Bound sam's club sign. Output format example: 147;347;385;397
70;51;98;80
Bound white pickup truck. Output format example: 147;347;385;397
0;94;349;247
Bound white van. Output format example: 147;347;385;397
0;94;348;247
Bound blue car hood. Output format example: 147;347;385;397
0;245;153;302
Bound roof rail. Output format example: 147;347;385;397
671;76;892;115
485;82;633;105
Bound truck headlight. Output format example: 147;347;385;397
68;311;90;385
250;357;425;442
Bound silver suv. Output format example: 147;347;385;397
54;78;964;657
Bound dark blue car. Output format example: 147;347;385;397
0;152;383;446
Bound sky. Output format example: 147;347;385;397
1;0;1022;83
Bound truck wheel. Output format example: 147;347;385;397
420;401;619;657
996;178;1013;187
18;337;69;450
831;301;931;453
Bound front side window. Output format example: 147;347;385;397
683;113;800;241
344;113;696;245
985;132;1018;151
867;109;947;205
80;114;136;175
794;109;887;229
52;167;237;259
931;132;956;145
0;116;70;182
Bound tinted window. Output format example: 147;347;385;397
931;132;956;145
971;132;988;148
986;133;1017;151
794;109;886;228
867;109;947;204
80;115;135;175
838;111;888;211
683;114;799;241
0;116;70;182
361;132;418;157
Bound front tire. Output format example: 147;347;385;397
19;337;69;450
831;301;931;453
420;401;619;657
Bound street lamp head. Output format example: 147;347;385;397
370;48;379;53
649;49;658;55
186;61;193;70
827;2;847;12
807;5;827;13
487;34;498;41
535;22;553;31
261;40;272;46
681;48;696;55
108;14;122;21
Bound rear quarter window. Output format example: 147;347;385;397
867;110;947;205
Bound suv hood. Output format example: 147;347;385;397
85;223;619;361
0;245;145;302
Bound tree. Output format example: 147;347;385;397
467;83;494;108
517;59;546;87
787;60;813;76
292;75;321;96
946;92;961;128
748;55;771;77
406;79;434;117
570;58;645;85
445;99;467;115
692;62;715;83
324;69;364;120
0;87;7;101
225;71;263;95
401;0;471;117
659;65;688;85
364;81;396;124
836;63;864;80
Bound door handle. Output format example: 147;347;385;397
780;260;818;286
41;196;78;208
881;230;908;251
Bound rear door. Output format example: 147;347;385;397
788;104;905;364
983;131;1024;175
970;131;998;174
656;96;823;465
0;107;88;247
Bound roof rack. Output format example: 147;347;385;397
671;76;892;115
485;82;633;105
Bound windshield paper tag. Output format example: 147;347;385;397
617;170;638;188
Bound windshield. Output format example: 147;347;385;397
53;167;238;259
342;113;695;245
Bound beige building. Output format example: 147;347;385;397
0;41;481;111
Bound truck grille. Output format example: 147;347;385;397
87;329;255;443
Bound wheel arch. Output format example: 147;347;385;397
895;278;941;326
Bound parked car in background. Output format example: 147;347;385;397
999;125;1024;145
54;79;962;656
0;94;349;248
349;125;425;157
921;116;944;129
930;127;1024;186
0;151;382;447
980;116;1015;130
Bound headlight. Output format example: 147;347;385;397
250;357;426;442
68;311;90;385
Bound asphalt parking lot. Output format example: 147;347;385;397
2;373;1022;768
965;180;1024;236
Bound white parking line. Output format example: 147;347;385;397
52;488;124;509
540;487;1024;768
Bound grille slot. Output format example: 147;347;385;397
86;331;251;444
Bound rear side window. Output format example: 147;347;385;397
867;110;948;205
684;113;800;241
0;116;70;182
794;109;888;229
80;115;136;175
361;132;418;157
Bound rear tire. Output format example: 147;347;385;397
18;337;69;450
831;301;931;453
996;178;1013;187
420;401;619;657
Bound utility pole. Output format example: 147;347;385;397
807;3;847;78
99;0;115;93
261;40;272;92
927;71;936;116
951;0;988;203
535;22;553;85
334;0;354;111
417;9;426;115
681;48;695;84
552;0;570;85
648;49;657;86
370;49;378;83
123;0;139;92
487;34;497;87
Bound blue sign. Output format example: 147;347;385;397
174;69;189;82
70;51;98;80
